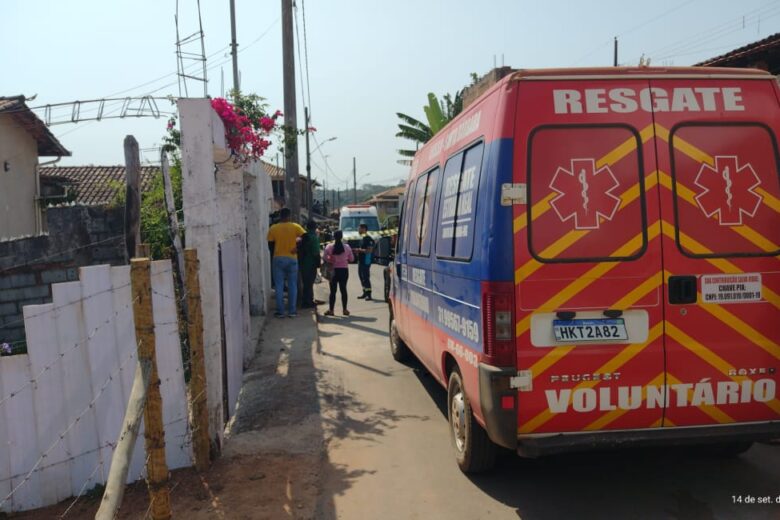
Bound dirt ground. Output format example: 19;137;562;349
7;311;324;520
8;452;320;520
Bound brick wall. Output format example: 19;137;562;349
0;206;126;344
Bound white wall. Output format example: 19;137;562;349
178;98;264;440
178;99;225;444
0;114;40;239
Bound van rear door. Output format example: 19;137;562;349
649;75;780;427
513;77;666;436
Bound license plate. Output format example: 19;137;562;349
552;318;628;342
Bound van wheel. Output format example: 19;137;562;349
389;316;410;362
447;369;496;473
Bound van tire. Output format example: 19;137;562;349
447;369;496;473
389;316;410;362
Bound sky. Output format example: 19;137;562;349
3;0;779;191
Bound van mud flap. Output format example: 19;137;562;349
478;364;518;450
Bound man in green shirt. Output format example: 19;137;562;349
299;219;322;309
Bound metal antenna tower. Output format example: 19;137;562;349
175;0;208;97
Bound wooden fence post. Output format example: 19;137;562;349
185;249;210;471
131;258;171;520
95;358;152;520
124;136;141;262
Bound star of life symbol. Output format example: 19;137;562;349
693;155;762;226
549;158;621;230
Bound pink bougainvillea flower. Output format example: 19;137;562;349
210;97;281;164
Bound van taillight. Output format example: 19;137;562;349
482;281;516;367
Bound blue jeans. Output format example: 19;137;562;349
273;256;299;315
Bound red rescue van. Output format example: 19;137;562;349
387;67;780;472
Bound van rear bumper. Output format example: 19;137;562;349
516;422;780;458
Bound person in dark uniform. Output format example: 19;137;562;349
355;223;375;301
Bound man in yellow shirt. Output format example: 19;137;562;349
267;208;306;317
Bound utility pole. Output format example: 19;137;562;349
352;157;357;204
613;36;618;67
281;0;300;221
229;0;240;93
305;107;312;214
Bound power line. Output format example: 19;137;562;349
293;3;307;115
52;17;280;141
301;0;313;116
571;0;697;65
640;3;780;63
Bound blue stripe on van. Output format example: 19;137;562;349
399;137;515;354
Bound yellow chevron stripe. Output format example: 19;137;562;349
612;271;663;309
649;417;665;428
660;222;780;311
584;373;665;431
517;221;661;337
697;298;780;361
515;174;659;284
528;346;575;377
657;125;780;218
666;314;780;416
658;172;779;252
520;323;664;433
756;187;780;214
513;193;556;233
526;272;662;377
513;123;656;234
662;417;676;427
666;322;737;375
666;373;734;424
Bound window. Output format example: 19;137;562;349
527;125;647;263
670;122;780;258
340;217;380;232
408;167;440;256
436;142;484;260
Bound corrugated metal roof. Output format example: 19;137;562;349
39;165;158;206
696;32;780;68
0;95;71;157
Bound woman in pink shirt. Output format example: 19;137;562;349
323;230;354;316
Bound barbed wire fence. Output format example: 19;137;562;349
0;255;203;516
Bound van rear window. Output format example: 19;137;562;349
527;125;647;263
669;122;780;258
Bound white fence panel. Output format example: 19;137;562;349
0;262;194;512
24;303;72;505
0;359;11;512
52;281;101;497
221;238;245;418
0;355;40;512
81;265;126;484
151;260;191;469
110;265;146;483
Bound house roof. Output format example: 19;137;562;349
367;185;405;203
39;165;158;206
695;32;780;70
261;161;321;186
0;96;71;157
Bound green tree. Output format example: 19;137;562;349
395;90;464;165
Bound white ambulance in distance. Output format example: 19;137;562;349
339;205;381;256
